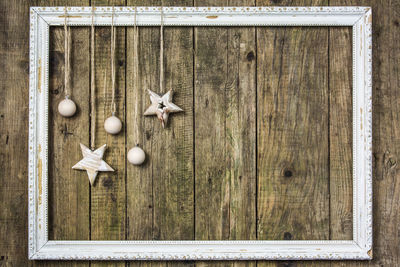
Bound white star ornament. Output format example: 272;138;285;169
143;89;183;128
72;143;114;186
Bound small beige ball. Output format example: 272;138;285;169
58;98;76;117
128;146;146;165
104;115;122;134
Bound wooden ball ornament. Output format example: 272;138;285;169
104;115;122;134
58;97;76;117
128;146;146;165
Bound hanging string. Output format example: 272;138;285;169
103;68;107;112
134;7;140;142
64;6;70;98
134;7;138;96
159;7;164;92
110;6;116;115
90;6;96;150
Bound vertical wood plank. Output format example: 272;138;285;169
256;2;330;267
90;0;126;240
152;0;194;243
329;0;368;247
0;0;32;266
126;3;156;267
126;3;159;267
90;1;126;267
194;0;257;267
126;1;194;267
3;1;399;266
126;0;156;244
256;0;330;241
33;1;91;267
38;0;91;242
194;2;228;242
329;24;353;241
48;24;91;242
370;0;400;265
329;6;362;267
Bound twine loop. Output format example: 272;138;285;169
64;6;71;98
110;6;117;115
159;7;164;92
90;6;96;149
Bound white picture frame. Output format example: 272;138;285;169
28;6;372;260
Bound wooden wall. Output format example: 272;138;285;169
1;0;399;266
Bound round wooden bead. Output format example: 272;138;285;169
58;98;76;117
104;115;122;134
127;146;146;165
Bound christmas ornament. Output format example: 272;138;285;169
104;115;122;134
72;144;114;186
127;7;146;166
144;89;183;128
58;7;77;117
58;96;76;117
127;145;146;165
143;8;183;128
73;6;114;185
104;6;122;135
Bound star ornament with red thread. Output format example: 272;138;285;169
143;89;183;128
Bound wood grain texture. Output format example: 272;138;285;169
369;0;400;265
256;0;330;242
126;0;156;244
194;1;257;267
152;0;194;242
126;1;194;267
329;24;353;241
256;4;331;267
193;0;257;263
90;1;126;267
0;0;31;266
33;1;91;267
90;0;126;240
328;2;365;267
48;24;91;241
2;0;400;266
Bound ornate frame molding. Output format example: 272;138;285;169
28;6;372;260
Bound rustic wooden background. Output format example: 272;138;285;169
1;0;399;266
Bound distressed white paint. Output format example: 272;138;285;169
28;6;372;260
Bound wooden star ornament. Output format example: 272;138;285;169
144;89;183;128
72;143;114;186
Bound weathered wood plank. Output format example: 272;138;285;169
256;0;329;241
194;2;257;266
256;3;330;267
256;1;329;267
90;0;126;240
2;0;400;266
194;4;257;267
127;3;162;267
126;0;194;239
328;3;363;267
126;0;155;244
47;23;91;241
329;24;353;241
152;2;194;243
0;0;32;266
32;1;91;267
369;0;400;265
90;1;126;267
194;4;229;243
328;1;364;266
126;1;194;267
